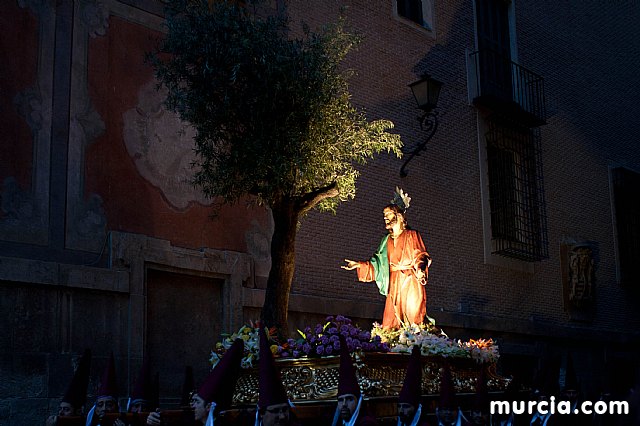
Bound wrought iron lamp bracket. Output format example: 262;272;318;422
399;109;439;177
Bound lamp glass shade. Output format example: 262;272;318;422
409;76;443;111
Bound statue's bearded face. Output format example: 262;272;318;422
384;207;405;235
384;208;398;229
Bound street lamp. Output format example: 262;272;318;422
400;75;443;177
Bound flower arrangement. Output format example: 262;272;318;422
371;321;500;364
460;338;500;364
211;316;499;369
210;322;274;369
211;316;389;369
281;315;389;358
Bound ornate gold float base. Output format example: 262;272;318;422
233;352;510;405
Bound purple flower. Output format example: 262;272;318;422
325;316;335;322
309;336;317;344
335;315;345;322
330;334;339;343
328;327;338;335
325;345;333;355
316;345;325;355
333;340;341;350
293;350;300;358
287;338;296;346
321;336;329;345
302;343;311;354
281;351;289;357
340;324;349;333
315;325;323;334
349;328;358;337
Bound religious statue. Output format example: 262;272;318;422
569;244;594;307
342;188;432;329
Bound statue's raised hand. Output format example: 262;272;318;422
341;259;360;270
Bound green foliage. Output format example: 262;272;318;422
149;0;402;213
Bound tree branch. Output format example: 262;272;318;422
296;182;339;215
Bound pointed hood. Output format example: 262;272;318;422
62;349;92;410
438;363;456;409
197;338;244;410
563;354;578;392
542;356;561;397
337;334;360;398
97;353;118;401
258;326;288;409
398;345;422;407
180;366;195;408
130;357;154;407
504;374;521;403
472;367;490;413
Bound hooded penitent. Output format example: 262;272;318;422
338;334;360;398
129;357;156;410
398;345;422;408
62;349;92;412
438;363;456;410
258;326;288;409
97;352;118;401
472;367;489;413
197;338;245;411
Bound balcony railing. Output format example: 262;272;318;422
469;49;546;127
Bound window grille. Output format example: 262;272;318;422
486;116;548;261
612;167;640;289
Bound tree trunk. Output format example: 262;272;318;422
261;197;299;337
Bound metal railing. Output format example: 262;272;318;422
469;49;546;126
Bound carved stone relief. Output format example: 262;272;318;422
66;99;106;252
568;245;594;306
0;177;46;243
79;0;109;38
560;239;596;321
244;215;274;287
64;0;121;252
122;79;212;210
0;0;54;246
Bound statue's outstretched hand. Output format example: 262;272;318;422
341;259;360;270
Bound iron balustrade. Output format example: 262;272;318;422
469;49;546;127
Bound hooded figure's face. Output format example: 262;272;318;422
337;394;357;422
261;402;290;426
190;394;209;423
95;396;117;418
58;402;75;417
470;410;489;425
397;402;416;425
129;399;148;413
437;407;457;425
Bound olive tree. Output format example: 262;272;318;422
149;0;402;333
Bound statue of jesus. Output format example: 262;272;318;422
342;188;432;329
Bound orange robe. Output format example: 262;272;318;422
357;229;430;329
